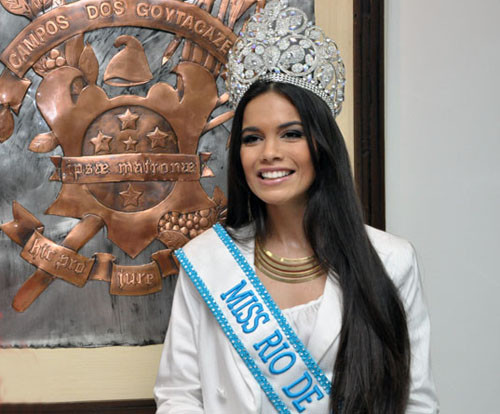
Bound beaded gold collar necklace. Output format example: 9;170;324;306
254;239;323;284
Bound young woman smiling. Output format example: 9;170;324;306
154;2;438;413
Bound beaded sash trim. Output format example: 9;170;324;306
175;249;291;414
175;224;332;413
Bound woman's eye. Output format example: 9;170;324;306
241;135;261;144
283;130;304;139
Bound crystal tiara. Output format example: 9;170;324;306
225;0;346;117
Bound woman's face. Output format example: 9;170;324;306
239;91;315;209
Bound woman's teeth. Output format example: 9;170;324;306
260;170;292;179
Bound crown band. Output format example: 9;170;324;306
226;0;346;117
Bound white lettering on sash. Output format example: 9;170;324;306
221;280;325;412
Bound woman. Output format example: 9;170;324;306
155;2;438;413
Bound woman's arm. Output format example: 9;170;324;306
154;268;204;414
396;243;440;414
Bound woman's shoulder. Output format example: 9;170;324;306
365;225;414;256
365;225;418;288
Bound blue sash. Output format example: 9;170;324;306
175;224;332;413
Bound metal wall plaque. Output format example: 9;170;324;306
0;0;313;347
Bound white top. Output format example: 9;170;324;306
283;294;324;348
154;225;439;413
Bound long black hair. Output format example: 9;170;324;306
226;80;411;413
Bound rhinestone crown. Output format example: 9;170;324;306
226;0;346;117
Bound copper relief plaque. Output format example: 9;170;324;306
0;0;312;346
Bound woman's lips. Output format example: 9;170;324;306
257;169;295;184
259;170;294;179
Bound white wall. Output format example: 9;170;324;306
385;1;500;413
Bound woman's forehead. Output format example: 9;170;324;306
242;92;301;128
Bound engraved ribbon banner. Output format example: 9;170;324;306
54;153;202;183
2;202;180;296
0;0;236;77
21;230;95;287
110;262;163;295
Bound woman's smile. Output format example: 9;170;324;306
258;168;294;181
260;170;292;179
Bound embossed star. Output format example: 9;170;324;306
90;131;113;153
119;184;143;207
118;109;139;130
146;127;173;149
122;136;138;151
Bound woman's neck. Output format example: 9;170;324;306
263;203;313;258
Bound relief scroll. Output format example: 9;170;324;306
0;0;313;346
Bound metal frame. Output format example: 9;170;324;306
354;0;385;229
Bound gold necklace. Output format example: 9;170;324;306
254;239;324;284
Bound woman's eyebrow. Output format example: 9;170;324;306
241;121;303;135
241;126;260;134
278;121;303;129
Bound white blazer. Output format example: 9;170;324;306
154;226;439;413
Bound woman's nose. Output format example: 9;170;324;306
261;137;282;161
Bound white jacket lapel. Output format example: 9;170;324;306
307;276;342;365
